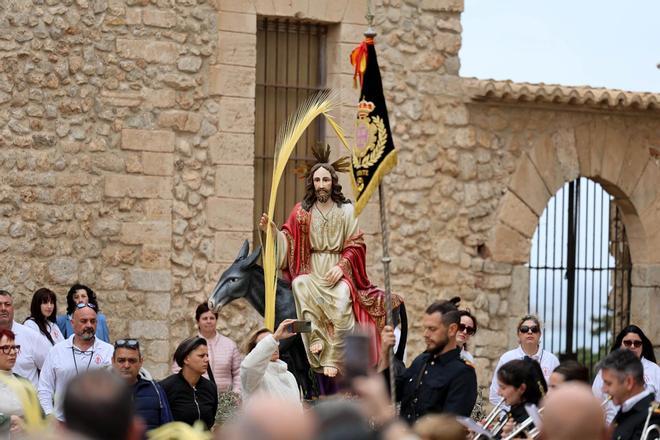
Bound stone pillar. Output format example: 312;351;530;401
630;265;660;357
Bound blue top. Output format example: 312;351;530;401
56;312;110;343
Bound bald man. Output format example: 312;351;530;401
541;383;609;440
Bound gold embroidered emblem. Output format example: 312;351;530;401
354;99;387;192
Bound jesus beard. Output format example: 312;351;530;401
316;189;330;203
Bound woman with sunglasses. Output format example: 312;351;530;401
23;287;64;347
56;284;110;342
592;324;660;424
456;310;477;363
488;314;559;405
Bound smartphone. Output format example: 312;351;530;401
288;320;312;333
343;333;371;381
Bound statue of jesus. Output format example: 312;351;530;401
259;158;400;378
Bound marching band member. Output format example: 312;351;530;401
593;325;660;424
489;315;559;406
495;358;548;438
598;349;659;440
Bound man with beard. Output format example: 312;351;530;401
259;155;402;380
38;303;114;422
379;299;477;424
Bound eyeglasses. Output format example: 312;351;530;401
115;339;140;350
0;344;20;355
622;339;642;348
76;303;96;310
458;323;476;335
519;325;540;334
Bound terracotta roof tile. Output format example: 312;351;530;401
464;78;660;112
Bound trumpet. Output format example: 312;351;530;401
474;398;509;440
640;402;659;440
601;395;612;407
502;407;544;440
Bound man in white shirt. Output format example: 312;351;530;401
0;290;51;387
488;314;559;405
38;303;114;421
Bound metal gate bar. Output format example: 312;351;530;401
529;177;631;375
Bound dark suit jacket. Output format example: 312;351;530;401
612;393;659;440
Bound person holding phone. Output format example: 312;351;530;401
240;319;302;407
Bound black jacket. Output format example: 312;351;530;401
612;393;659;440
391;347;477;424
160;372;218;430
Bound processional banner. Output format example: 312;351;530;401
349;37;398;216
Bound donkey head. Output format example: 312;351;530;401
208;240;261;312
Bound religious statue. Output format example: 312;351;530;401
259;146;402;378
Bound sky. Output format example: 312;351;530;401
460;0;660;92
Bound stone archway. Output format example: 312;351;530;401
483;105;660;350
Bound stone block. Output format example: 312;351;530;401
48;257;79;284
498;192;538;239
488;223;530;265
217;11;256;33
90;218;122;237
142;9;177;28
616;131;651;198
631;264;660;287
145;293;170;318
629;286;659;346
128;269;172;292
214;231;251;262
508;154;551;216
208;64;255;97
99;90;143;107
121;129;175;152
207;197;253;231
216;31;256;67
527;134;564;196
105;175;173;199
142;152;174;176
273;0;308;17
600;120;628;185
420;0;464;12
217;97;255;133
140;245;171;269
129;319;170;339
631;160;660;215
209;132;254;165
126;7;142;25
121;221;172;245
99;269;125;290
158;111;202;133
144;200;173;221
588;120;607;178
215;165;254;199
342;0;367;24
213;0;256;13
552;128;580;183
116;39;181;64
574;122;592;176
143;89;176;108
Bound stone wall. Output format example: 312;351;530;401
1;0;658;394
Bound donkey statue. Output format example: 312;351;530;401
208;240;408;398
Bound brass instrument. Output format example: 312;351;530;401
640;401;659;440
474;398;509;440
501;407;543;440
601;395;612;407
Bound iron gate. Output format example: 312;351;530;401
528;177;631;374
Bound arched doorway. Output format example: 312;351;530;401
529;177;632;373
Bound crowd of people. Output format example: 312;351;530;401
1;284;659;440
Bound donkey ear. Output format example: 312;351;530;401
236;240;250;260
243;245;262;268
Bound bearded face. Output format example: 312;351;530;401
312;167;333;203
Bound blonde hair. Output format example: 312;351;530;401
413;414;468;440
517;314;542;332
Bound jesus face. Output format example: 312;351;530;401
313;167;333;203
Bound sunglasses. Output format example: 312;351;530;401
76;303;96;310
115;339;140;350
458;323;476;335
519;325;540;334
622;339;642;348
0;344;20;355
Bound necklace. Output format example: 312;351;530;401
71;346;94;374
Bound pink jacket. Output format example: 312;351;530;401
172;332;242;393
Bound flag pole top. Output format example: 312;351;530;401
364;0;377;38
